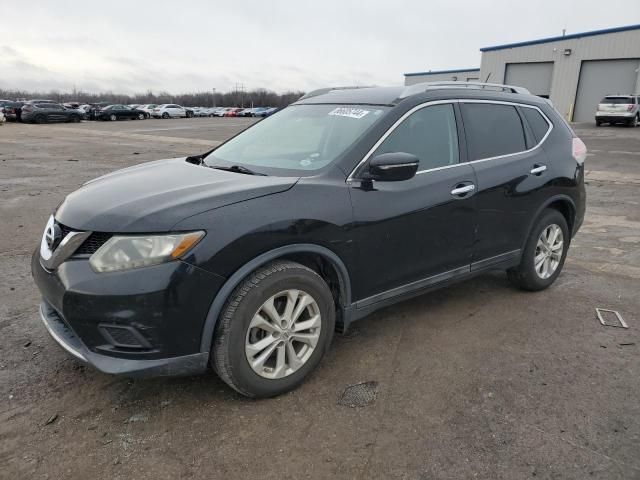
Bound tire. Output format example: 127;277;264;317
145;113;150;119
71;115;80;123
213;261;335;398
162;112;169;119
137;113;145;120
629;115;639;128
109;114;117;122
595;120;601;127
507;209;570;291
34;115;47;124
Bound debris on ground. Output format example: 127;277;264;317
596;308;629;329
45;414;58;426
338;381;379;408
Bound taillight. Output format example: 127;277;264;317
627;104;634;111
22;105;33;112
572;137;587;165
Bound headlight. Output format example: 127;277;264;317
89;231;204;273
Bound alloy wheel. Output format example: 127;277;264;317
534;224;563;279
245;289;321;379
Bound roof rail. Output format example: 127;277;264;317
399;81;531;98
298;85;376;101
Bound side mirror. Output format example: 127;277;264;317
368;152;419;181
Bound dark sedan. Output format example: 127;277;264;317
95;105;146;121
21;103;83;124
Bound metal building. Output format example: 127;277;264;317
480;24;640;121
404;68;480;85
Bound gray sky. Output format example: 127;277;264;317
2;0;639;94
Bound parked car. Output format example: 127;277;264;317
224;107;244;117
0;100;22;122
137;104;157;119
152;104;189;119
21;102;83;123
595;95;639;127
0;110;4;124
249;107;269;117
212;107;232;117
95;105;146;121
87;102;111;120
236;108;255;117
32;82;586;398
255;107;278;117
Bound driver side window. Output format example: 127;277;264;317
373;103;459;171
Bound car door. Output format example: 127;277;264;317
47;104;65;122
349;102;477;305
459;101;552;269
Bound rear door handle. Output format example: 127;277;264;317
530;164;547;175
451;184;475;196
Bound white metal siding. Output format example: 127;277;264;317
504;62;554;97
573;59;640;122
480;29;640;120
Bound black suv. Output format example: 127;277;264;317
21;102;83;124
32;83;586;398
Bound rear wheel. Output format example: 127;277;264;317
213;261;335;398
507;209;569;291
137;113;145;120
629;115;639;128
162;112;169;119
595;120;602;127
70;115;80;123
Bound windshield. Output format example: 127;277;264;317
204;104;389;175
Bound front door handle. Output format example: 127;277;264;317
530;164;547;175
451;184;475;196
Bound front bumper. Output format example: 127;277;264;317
32;250;225;377
39;300;209;376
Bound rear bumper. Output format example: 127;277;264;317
39;300;209;377
596;113;635;121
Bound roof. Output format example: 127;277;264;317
404;68;480;77
481;23;640;52
295;86;405;106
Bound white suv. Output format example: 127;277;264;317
152;104;188;119
595;95;639;127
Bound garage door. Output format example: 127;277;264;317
573;59;640;122
504;62;554;97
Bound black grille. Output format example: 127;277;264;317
99;324;151;349
75;232;112;255
57;222;112;255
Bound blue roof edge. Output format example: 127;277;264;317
480;23;640;52
404;68;480;77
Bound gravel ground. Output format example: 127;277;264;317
0;117;639;480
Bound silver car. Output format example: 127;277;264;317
595;95;639;127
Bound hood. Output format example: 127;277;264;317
55;158;298;232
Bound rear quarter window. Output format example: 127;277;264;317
521;107;551;144
461;103;527;161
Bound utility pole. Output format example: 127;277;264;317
212;88;216;107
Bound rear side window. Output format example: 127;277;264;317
601;97;634;104
461;103;526;160
373;104;459;170
521;107;550;144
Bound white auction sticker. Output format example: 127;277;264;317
328;107;370;119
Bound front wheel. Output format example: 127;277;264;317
507;209;569;291
212;261;335;398
161;112;169;119
109;114;117;121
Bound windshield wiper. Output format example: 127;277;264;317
210;165;267;176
